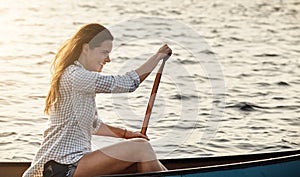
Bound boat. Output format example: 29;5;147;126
1;149;299;177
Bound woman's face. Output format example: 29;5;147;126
85;40;112;72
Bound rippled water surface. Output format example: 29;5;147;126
0;0;299;161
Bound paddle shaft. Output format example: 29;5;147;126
141;59;167;135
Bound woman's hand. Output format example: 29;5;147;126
156;44;172;61
135;44;172;83
123;129;149;140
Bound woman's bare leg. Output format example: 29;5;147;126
73;138;166;177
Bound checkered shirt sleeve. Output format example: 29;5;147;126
70;63;140;93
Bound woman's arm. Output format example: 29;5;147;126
95;122;149;140
135;44;172;83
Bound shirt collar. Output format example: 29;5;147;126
74;60;84;68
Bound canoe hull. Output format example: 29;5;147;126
165;154;300;177
1;149;299;177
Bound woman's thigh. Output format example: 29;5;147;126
73;138;156;177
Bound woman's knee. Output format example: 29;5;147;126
128;138;153;150
126;138;157;161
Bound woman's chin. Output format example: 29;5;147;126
97;67;103;72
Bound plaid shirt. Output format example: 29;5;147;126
22;61;140;177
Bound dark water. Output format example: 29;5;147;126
0;0;299;161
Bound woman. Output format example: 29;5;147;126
22;23;172;177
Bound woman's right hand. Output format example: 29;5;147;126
156;44;172;60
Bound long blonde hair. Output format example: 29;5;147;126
44;23;113;114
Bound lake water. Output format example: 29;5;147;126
0;0;299;162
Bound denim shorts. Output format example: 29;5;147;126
43;160;77;177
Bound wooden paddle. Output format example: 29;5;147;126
141;58;168;135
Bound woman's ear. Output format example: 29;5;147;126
82;43;89;54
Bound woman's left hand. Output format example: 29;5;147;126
124;130;149;140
